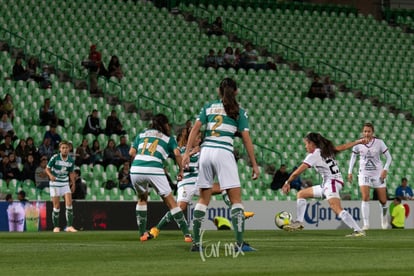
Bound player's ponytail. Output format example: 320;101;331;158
305;132;338;159
219;77;239;120
150;113;171;136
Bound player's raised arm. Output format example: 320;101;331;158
335;138;368;152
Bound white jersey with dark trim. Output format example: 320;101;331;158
351;138;388;177
303;148;343;184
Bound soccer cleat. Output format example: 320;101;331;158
53;227;60;233
184;234;193;243
283;221;304;232
362;224;369;231
140;231;154;242
345;231;366;237
65;226;78;232
190;243;202;252
149;227;160;239
381;216;389;230
244;211;255;219
235;242;257;252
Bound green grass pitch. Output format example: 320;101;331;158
1;229;413;275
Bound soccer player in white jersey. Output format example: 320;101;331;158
347;123;392;230
282;132;367;237
129;114;192;243
45;140;77;233
182;77;260;252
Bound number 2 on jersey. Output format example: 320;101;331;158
140;138;159;156
211;115;223;136
326;158;339;174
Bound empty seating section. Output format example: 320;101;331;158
0;0;412;201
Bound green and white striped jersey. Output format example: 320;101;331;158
198;100;249;152
177;146;199;188
47;153;75;186
130;128;178;175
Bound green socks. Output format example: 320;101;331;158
231;204;245;245
192;204;207;244
221;191;231;207
52;208;60;228
66;206;73;227
171;207;190;235
136;205;147;235
156;212;173;230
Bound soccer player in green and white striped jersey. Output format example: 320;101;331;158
149;127;255;239
45;140;77;233
129;114;192;243
183;77;260;252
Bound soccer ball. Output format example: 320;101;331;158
275;211;292;229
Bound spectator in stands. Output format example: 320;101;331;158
307;75;327;100
105;109;126;136
40;64;52;89
239;42;273;71
83;109;103;136
216;50;225;68
240;42;259;70
234;47;241;69
395;177;413;200
26;56;42;82
204;49;218;69
38;137;54;160
35;156;49;190
107;55;124;82
68;141;78;161
0;155;15;184
116;135;130;163
118;161;133;191
8;152;22;181
91;139;104;165
75;138;92;167
2;93;15;122
14;139;27;164
12;56;30;81
17;190;28;203
223;46;235;69
72;168;87;200
5;193;13;203
82;44;107;94
270;164;289;191
0;112;18;142
323;76;335;99
207;16;224;36
21;153;37;182
43;125;62;150
39;98;65;127
24;137;39;163
0;134;15;158
103;138;123;168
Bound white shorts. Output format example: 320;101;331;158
176;185;199;203
130;173;172;197
312;179;343;200
358;174;386;188
196;147;240;190
49;182;71;197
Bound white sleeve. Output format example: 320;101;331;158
348;152;357;174
383;150;392;171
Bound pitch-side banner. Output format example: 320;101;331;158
190;200;414;230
